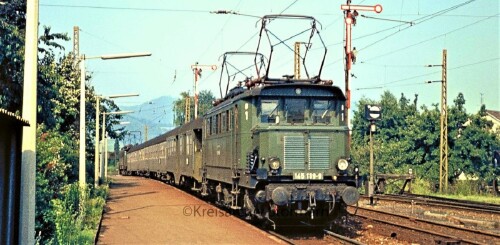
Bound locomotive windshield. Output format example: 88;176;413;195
261;99;279;123
259;97;341;125
285;98;306;123
312;100;334;124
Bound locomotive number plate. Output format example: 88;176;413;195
293;172;323;180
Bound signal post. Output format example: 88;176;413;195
340;1;382;131
365;105;382;205
191;63;217;119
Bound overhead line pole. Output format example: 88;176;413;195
439;49;448;193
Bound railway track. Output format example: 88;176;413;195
268;227;366;245
268;231;297;244
349;205;500;244
378;194;499;212
323;229;365;245
367;194;500;215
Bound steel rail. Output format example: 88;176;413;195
267;231;296;245
363;195;500;215
351;206;499;244
324;229;365;245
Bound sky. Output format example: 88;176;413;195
39;0;499;116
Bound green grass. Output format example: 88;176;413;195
372;177;500;204
431;193;500;205
409;178;500;204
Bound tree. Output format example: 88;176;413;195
173;90;215;126
35;125;77;242
0;15;24;112
173;91;190;126
351;91;500;190
2;5;126;241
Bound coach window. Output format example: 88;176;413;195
234;105;239;130
172;139;176;155
312;100;333;124
285;98;306;123
206;118;211;136
215;114;222;134
186;134;191;155
228;110;233;131
211;116;216;135
260;99;279;123
221;112;227;132
179;135;184;155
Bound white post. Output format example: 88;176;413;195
100;113;106;182
79;56;86;187
94;96;100;187
20;0;39;243
194;69;198;119
105;132;108;178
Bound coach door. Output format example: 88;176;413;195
232;105;239;171
193;129;203;182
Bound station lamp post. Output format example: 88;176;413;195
101;110;134;182
95;94;138;187
78;52;150;188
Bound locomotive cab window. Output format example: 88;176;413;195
285;98;306;123
260;99;279;123
312;100;333;124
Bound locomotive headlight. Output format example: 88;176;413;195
269;157;281;170
337;159;349;171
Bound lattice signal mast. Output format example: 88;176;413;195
340;1;382;123
294;42;306;79
185;96;191;123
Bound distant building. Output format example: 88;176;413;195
485;110;500;132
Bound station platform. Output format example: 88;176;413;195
97;175;282;244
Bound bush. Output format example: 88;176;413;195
450;180;481;196
50;183;108;244
410;178;434;195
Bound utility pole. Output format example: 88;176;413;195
144;125;148;142
191;63;217;119
439;49;448;193
340;0;382;142
20;0;39;243
95;96;100;187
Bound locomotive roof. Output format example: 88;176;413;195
208;83;346;114
127;118;203;153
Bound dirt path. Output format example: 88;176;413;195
97;175;283;245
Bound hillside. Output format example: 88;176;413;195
118;96;176;145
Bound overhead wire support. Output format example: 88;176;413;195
360;14;414;25
210;10;261;19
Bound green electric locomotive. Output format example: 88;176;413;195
120;14;360;228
